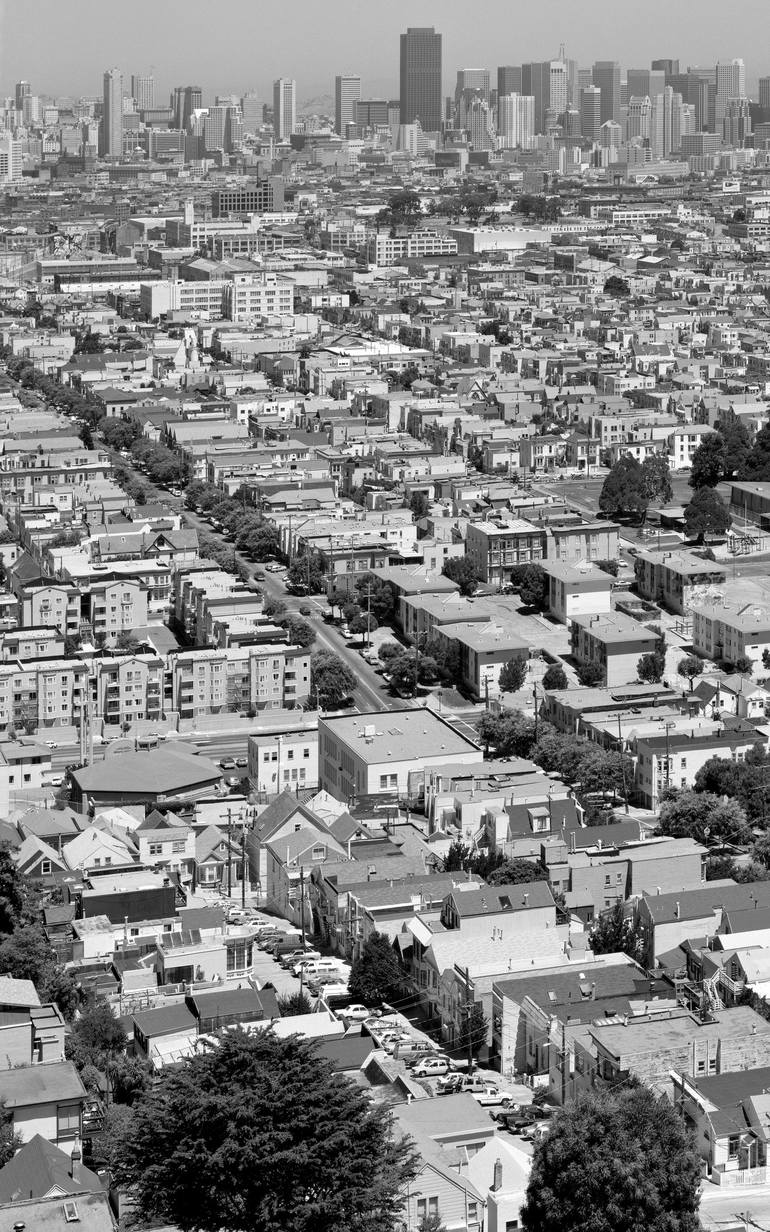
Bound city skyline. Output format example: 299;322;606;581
5;0;770;102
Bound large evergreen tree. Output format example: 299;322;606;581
348;931;402;1005
684;487;730;541
689;433;726;488
112;1030;417;1232
598;456;647;518
521;1086;700;1232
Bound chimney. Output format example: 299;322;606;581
70;1139;82;1183
491;1158;503;1192
674;901;680;919
591;982;596;1000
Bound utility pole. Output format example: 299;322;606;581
533;684;539;742
617;713;630;815
226;807;233;898
561;1019;567;1106
299;864;306;946
464;966;475;1075
240;814;248;909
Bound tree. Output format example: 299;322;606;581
241;526;279;561
487;859;548;885
0;1102;22;1168
677;656;704;692
499;658;527;693
603;275;630;297
387;651;436;695
734;655;754;676
542;664;568;690
263;597;287;620
442;556;480;597
377;642;403;666
281;617;315;650
739;421;770;481
66;999;127;1070
458;1001;488;1059
348;931;402;1005
516;564;548;610
684;487;730;541
657;789;750;845
637;652;665;684
640;454;673;506
0;849;26;933
409;491;430;518
108;1054;152;1106
588;904;644;961
310;650;356;709
521;1085;700;1232
277;991;313;1016
575;662;604;687
594;559;619;577
689;433;726;488
111;1029;417;1232
0;923;80;1019
354;574;395;625
286;557;326;594
716;409;751;478
477;709;538;758
598;456;647;519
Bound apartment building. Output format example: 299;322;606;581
0;658;88;730
87;577;148;642
635;550;728;616
690;597;770;671
465;520;544;586
541;562;613;625
570;612;659;687
18;582;80;639
0;447;111;503
366;230;458;266
633;725;765;809
91;653;165;728
168;643;310;718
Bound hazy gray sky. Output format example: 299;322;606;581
4;0;768;102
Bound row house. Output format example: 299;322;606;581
0;448;112;503
91;653;165;728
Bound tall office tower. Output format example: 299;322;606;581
203;105;228;151
521;61;563;133
100;67;123;156
497;66;522;98
174;85;202;131
652;59;680;80
716;59;745;125
131;74;154;111
627;69;665;100
14;81;30;112
723;97;752;146
334;75;361;135
455;69;490;105
759;77;770;115
399;26;442;132
600;120;621;149
21;94;40;126
273;78;296;139
592;61;622;124
241;91;262;133
562;108;581;137
356;99;389;130
580;85;602;142
627;96;652;144
497;93;535;148
577;67;593;91
463;96;496;150
548;61;568;118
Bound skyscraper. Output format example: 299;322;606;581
497;93;535;148
592;61;622;124
101;67;123;157
131;74;154;111
173;86;203;132
334;75;361;136
626;69;665;100
273;78;296;139
399;26;442;132
455;69;490;104
580;85;602;142
241;91;263;133
716;59;746;127
759;77;770;116
14;81;30;112
497;66;522;98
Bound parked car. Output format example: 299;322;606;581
470;1083;515;1107
235;756;248;768
411;1057;451;1078
340;1004;369;1023
492;1108;540;1132
220;757;236;770
280;948;321;969
436;1074;465;1095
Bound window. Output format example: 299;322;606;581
728;1134;740;1158
41;860;51;875
172;841;186;854
57;1103;80;1138
149;843;163;855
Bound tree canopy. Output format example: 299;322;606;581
521;1085;701;1232
657;789;751;845
689;433;726;488
677;656;704;691
112;1029;417;1232
640;454;673;506
348;931;402;1005
477;708;537;758
542;663;568;691
509;563;548;609
499;658;527;693
442;556;480;596
684;487;730;541
310;651;356;709
598;456;648;518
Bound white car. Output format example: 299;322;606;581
411;1057;450;1078
471;1083;515;1107
44;739;58;748
341;1004;369;1022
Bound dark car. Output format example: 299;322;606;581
492;1107;540;1132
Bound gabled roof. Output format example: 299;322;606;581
0;1133;102;1202
447;880;554;918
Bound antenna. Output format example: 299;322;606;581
558;43;566;63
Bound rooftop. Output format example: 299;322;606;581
319;709;482;765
